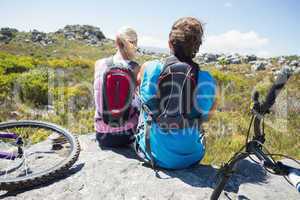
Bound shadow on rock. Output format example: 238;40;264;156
97;144;140;160
161;159;268;194
96;136;268;196
94;134;268;199
0;162;85;199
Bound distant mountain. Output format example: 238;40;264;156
0;25;116;60
139;46;169;54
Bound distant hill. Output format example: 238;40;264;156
0;25;167;61
0;25;116;60
139;46;169;54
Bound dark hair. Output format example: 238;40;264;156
169;17;204;63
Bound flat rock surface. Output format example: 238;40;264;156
1;134;299;200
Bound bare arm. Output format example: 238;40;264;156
207;83;220;121
136;62;148;85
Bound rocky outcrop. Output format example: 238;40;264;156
278;57;287;65
29;25;106;46
1;134;298;200
196;53;256;65
289;60;299;67
228;56;242;64
244;55;257;63
0;25;106;46
0;28;18;43
251;61;269;72
138;48;168;58
31;30;54;46
195;53;300;76
56;25;106;45
196;53;218;64
222;54;242;64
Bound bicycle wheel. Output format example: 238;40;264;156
0;120;80;191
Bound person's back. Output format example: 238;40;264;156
134;17;217;169
94;27;140;148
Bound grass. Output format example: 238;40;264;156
201;65;300;165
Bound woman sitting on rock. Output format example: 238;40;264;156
134;17;217;169
94;27;140;148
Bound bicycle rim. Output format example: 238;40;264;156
0;120;80;191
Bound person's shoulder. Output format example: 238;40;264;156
138;60;163;83
95;58;106;68
94;57;111;77
145;59;162;66
143;59;163;73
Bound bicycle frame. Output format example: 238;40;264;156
0;132;21;160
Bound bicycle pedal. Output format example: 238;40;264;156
52;143;64;150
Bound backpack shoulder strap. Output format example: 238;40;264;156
163;55;180;68
105;56;114;68
128;60;139;69
191;62;199;81
128;60;140;76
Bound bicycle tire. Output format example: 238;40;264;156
0;120;80;191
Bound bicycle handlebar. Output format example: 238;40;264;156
274;161;300;193
252;69;291;141
261;69;291;114
287;167;300;193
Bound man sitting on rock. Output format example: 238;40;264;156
134;17;218;169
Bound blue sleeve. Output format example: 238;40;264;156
195;71;217;120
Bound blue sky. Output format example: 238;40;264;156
0;0;299;56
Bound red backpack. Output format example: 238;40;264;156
101;57;139;127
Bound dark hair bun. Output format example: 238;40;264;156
169;17;204;62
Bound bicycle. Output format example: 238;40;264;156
211;69;300;199
0;120;80;191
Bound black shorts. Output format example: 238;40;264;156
96;129;135;148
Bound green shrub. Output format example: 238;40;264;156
66;84;93;112
210;69;248;90
0;52;35;73
47;58;93;69
0;73;11;103
17;69;49;106
50;83;93;116
217;57;229;65
0;71;18;103
210;69;231;86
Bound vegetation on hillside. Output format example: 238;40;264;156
0;31;299;166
